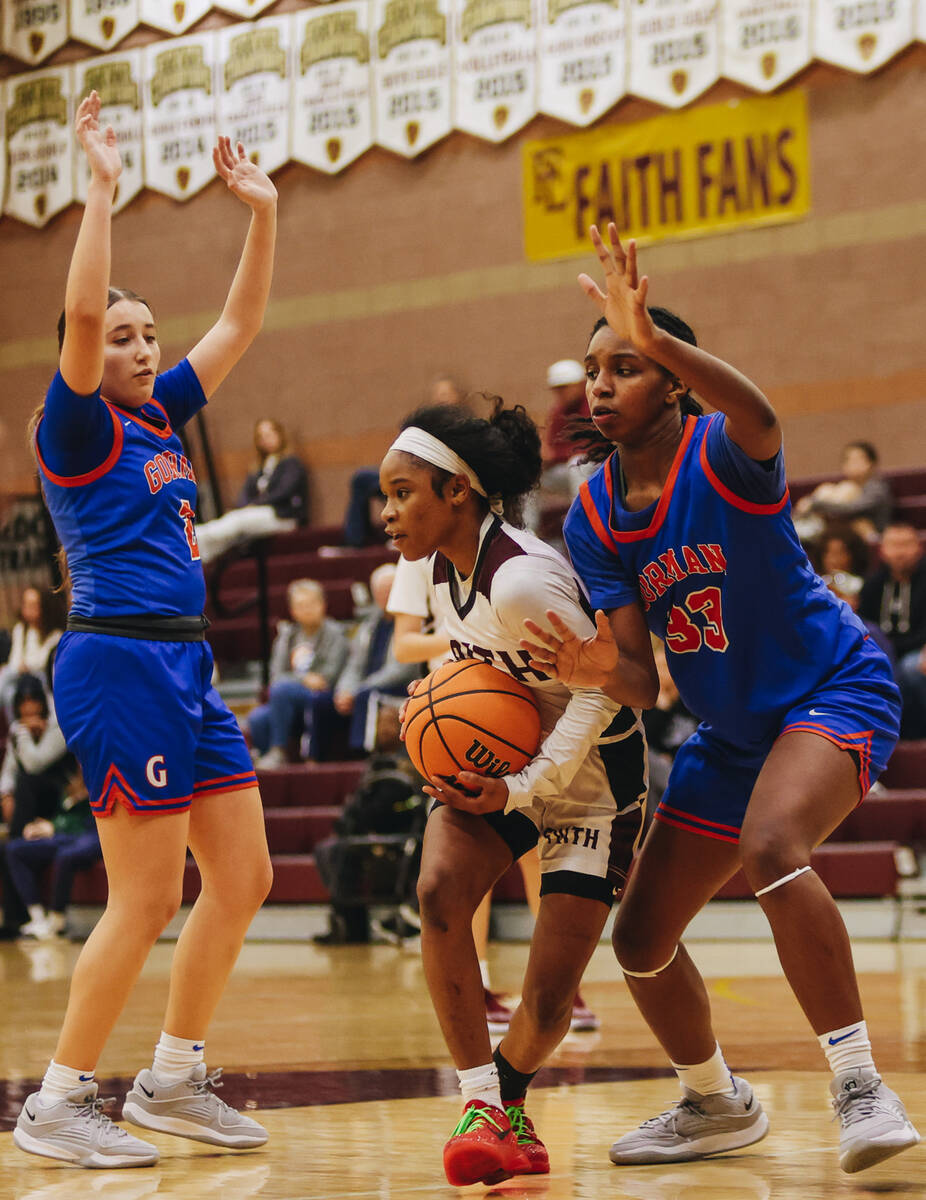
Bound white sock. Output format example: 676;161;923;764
671;1042;735;1096
478;960;491;989
38;1059;95;1105
152;1032;205;1084
819;1021;875;1076
457;1062;503;1109
27;904;46;925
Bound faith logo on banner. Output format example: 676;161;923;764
4;67;73;227
813;0;914;71
721;0;812;91
291;1;375;174
523;89;809;261
143;34;218;200
452;0;538;143
1;0;68;65
214;0;278;15
139;0;214;35
538;0;627;126
217;16;292;174
628;0;721;108
74;51;145;213
70;0;140;53
373;0;453;157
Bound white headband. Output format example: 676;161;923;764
389;427;504;514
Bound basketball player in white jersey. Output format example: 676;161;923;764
379;397;658;1187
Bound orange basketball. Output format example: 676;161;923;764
402;659;542;786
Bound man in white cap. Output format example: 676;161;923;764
525;359;591;541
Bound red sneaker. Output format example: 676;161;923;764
570;990;600;1031
505;1098;550;1174
484;988;514;1034
443;1100;531;1186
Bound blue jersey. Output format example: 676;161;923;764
564;413;881;751
36;361;207;618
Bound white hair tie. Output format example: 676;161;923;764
389;427;504;514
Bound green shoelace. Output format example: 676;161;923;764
451;1103;505;1138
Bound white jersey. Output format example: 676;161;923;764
387;554;447;671
425;514;646;889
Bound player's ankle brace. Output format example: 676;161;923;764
619;945;678;978
493;1047;538;1105
754;864;812;897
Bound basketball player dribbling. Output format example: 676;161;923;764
379;399;657;1186
522;223;921;1174
14;92;276;1168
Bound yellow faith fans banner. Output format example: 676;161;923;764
522;89;809;262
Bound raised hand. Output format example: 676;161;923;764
213;137;277;212
521;608;619;690
75;91;121;187
578;223;656;353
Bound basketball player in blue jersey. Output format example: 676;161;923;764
521;223;921;1175
379;399;656;1187
13;92;276;1168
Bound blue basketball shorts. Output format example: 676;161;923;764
655;639;901;844
54;631;258;817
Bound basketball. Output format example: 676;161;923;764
402;659;542;786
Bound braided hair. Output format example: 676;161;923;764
569;307;703;464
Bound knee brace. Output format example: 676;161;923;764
619;945;679;978
754;864;812;898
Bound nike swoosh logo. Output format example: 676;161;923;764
828;1030;859;1045
192;1044;204;1052
808;709;828;716
24;1106;36;1121
78;1074;94;1082
139;1084;155;1099
744;1096;753;1111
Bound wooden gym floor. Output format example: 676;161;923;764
0;935;923;1199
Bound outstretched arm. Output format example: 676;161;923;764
187;138;278;399
581;222;781;462
521;602;658;706
59;91;121;396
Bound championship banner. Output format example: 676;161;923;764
139;0;213;35
291;1;375;174
215;0;278;14
721;0;812;91
522;89;809;261
812;0;914;71
538;0;627;127
628;0;720;108
1;0;68;65
373;0;453;157
143;34;217;200
217;16;292;174
4;68;74;227
452;0;538;143
70;0;140;52
74;51;145;213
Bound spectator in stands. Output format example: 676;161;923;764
0;586;65;717
5;767;100;941
0;675;74;938
858;522;926;738
194;417;309;563
343;376;466;548
793;441;893;544
817;527;894;668
334;563;418;753
247;579;350;767
524;359;592;539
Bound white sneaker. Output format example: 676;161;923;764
123;1065;268;1148
609;1077;769;1165
13;1084;159;1168
254;747;286;770
831;1067;921;1173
